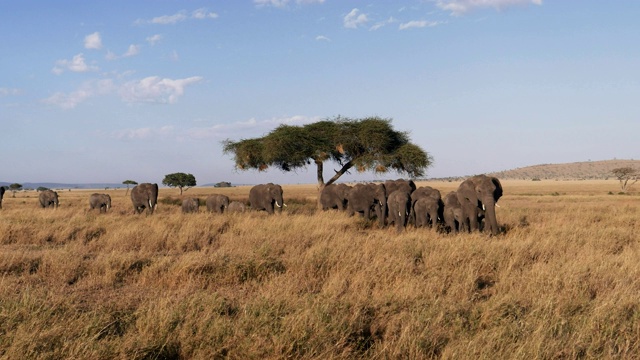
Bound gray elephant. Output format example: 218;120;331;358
320;183;352;210
410;186;443;228
89;193;111;213
387;189;412;233
206;194;229;213
457;175;503;235
131;183;159;214
384;179;416;196
39;190;59;208
227;201;247;213
346;183;387;227
0;187;4;209
249;183;285;214
182;197;200;213
443;191;463;233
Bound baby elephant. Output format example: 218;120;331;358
227;201;246;213
182;197;200;213
89;193;111;213
206;194;229;213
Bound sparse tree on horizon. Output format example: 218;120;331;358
612;167;638;193
222;116;432;207
162;173;196;195
9;183;22;198
123;180;138;196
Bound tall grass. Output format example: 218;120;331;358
1;181;639;359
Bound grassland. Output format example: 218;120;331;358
1;180;640;359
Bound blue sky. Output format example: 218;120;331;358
1;0;638;185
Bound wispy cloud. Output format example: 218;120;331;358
42;79;114;109
344;8;369;29
112;126;175;140
52;53;99;74
0;88;21;97
399;20;441;30
254;0;325;8
146;34;162;46
315;35;331;42
437;0;542;15
185;115;322;140
135;8;218;25
84;32;102;50
119;76;203;104
370;17;396;31
106;44;141;61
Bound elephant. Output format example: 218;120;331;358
89;193;111;213
206;194;229;213
249;183;285;214
384;179;416;196
39;190;59;208
320;183;352;210
387;189;412;233
182;197;200;213
456;175;503;235
410;186;443;228
443;191;463;233
346;183;387;227
0;187;4;209
227;201;247;213
131;183;159;215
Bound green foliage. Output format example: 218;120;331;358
122;180;138;186
9;183;22;191
222;116;432;185
162;173;196;195
37;186;49;192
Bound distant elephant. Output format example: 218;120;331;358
443;191;463;232
387;189;412;233
410;186;443;228
346;183;387;227
131;183;159;215
227;201;247;213
206;194;229;213
182;197;200;213
249;183;285;214
457;175;503;235
384;179;416;197
0;187;4;209
39;190;59;208
89;193;111;213
320;183;352;210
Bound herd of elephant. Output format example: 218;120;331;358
3;176;502;235
320;175;503;235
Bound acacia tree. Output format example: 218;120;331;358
9;183;22;198
122;180;138;196
612;167;638;193
222;116;432;204
162;173;196;195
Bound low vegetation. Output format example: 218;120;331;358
1;180;639;358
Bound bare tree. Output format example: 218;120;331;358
612;167;638;193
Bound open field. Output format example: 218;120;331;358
1;180;640;359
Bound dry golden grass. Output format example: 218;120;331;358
1;180;640;359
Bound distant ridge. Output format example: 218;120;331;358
488;159;640;180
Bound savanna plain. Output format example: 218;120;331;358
1;180;639;359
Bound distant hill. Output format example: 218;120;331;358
488;159;640;180
0;182;128;190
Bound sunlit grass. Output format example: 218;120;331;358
1;180;639;358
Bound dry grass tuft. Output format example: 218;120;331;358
1;181;640;358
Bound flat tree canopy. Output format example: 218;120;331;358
612;167;638;192
222;116;432;190
162;173;196;195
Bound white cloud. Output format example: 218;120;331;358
123;45;140;57
254;0;324;7
135;8;219;25
52;53;98;74
42;79;114;109
315;35;331;42
119;76;203;104
185;115;321;140
399;20;441;30
113;126;174;140
0;88;21;96
146;34;163;45
370;17;396;31
344;8;369;29
437;0;542;15
84;32;102;50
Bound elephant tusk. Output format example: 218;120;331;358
283;203;288;207
276;201;281;208
482;204;486;211
495;203;501;208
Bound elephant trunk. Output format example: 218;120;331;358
483;198;500;235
